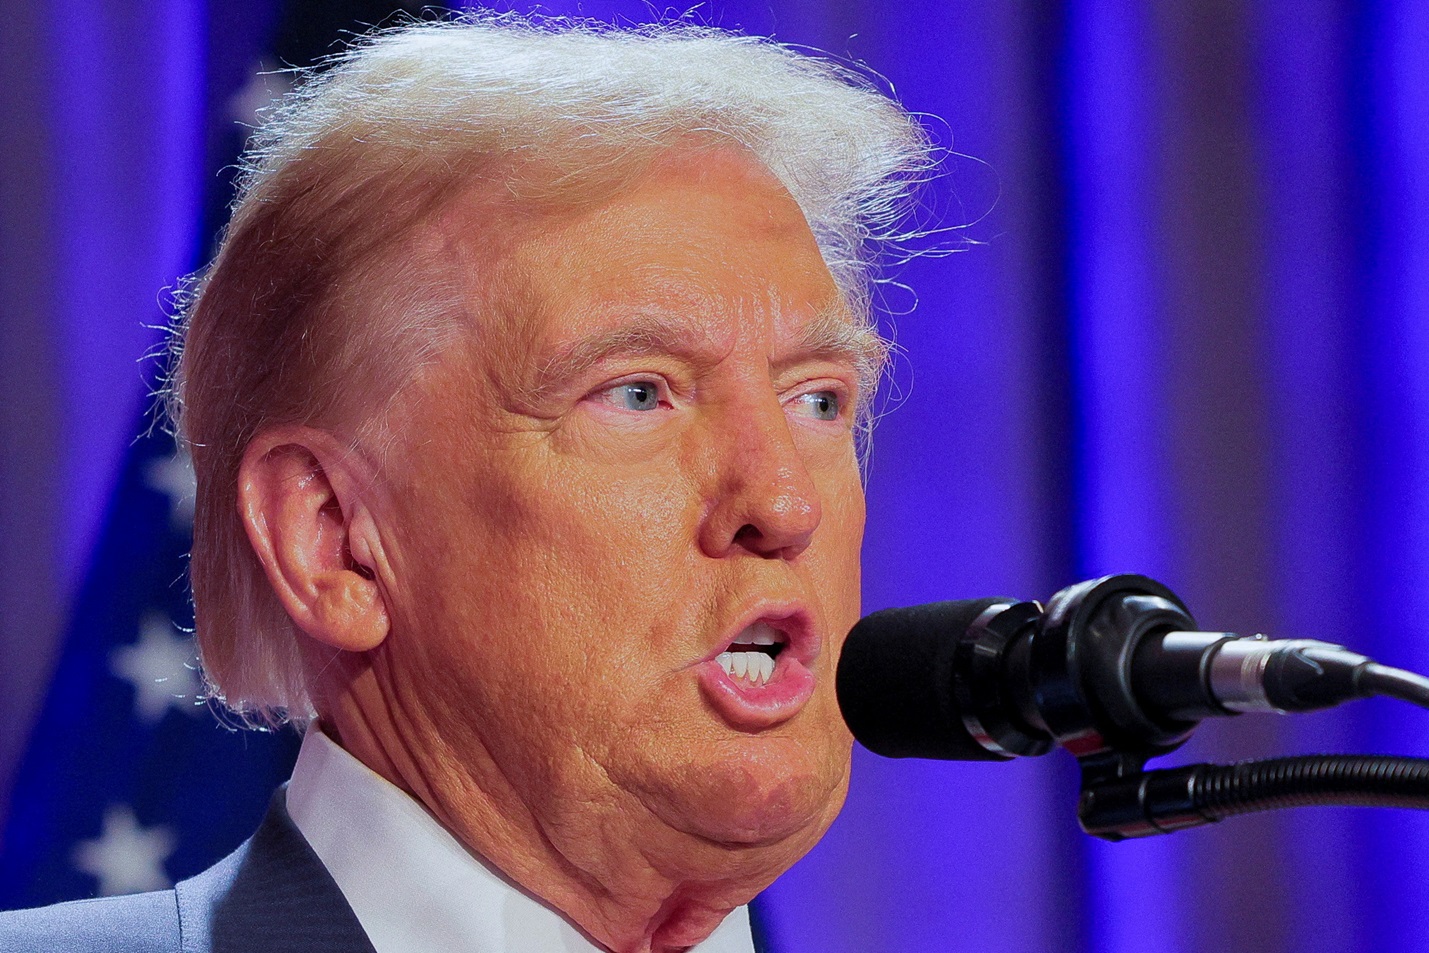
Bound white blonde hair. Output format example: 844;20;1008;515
166;12;934;723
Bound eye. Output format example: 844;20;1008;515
794;390;842;421
603;380;662;411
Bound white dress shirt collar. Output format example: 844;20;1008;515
285;728;756;953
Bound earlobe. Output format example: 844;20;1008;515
238;427;391;654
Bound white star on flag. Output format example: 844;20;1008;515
72;805;175;896
144;448;196;532
110;615;204;725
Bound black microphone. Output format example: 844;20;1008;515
838;573;1429;838
837;574;1383;765
835;597;1037;762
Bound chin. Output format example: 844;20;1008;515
661;735;852;850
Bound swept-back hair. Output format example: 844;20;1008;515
165;13;933;723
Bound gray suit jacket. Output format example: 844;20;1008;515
0;791;374;953
0;792;774;953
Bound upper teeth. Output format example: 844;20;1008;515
747;622;780;646
714;622;786;685
718;650;775;684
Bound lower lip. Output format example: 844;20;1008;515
696;655;816;731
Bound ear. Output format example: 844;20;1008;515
238;425;391;653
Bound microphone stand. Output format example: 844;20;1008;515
1037;575;1429;840
1078;752;1429;840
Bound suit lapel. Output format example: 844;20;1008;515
176;789;375;953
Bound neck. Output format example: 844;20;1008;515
316;670;802;953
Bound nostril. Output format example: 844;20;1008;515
731;523;796;559
733;524;761;545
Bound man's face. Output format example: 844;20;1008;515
369;146;868;869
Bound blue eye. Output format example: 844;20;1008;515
615;381;661;411
798;391;841;421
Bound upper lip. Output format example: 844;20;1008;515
702;602;819;667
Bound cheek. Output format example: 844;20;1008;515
813;461;866;600
395;438;702;687
532;460;700;621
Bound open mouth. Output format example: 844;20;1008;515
714;621;788;685
698;612;816;730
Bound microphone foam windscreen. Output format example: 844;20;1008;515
837;598;1013;761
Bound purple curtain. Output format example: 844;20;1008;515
0;0;209;830
5;2;1429;950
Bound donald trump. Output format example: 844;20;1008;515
0;15;929;953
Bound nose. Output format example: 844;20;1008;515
698;396;823;560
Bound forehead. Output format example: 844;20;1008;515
440;146;855;370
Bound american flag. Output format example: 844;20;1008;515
0;0;440;908
0;421;299;906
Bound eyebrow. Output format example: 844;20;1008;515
785;310;889;388
528;307;887;402
528;314;710;400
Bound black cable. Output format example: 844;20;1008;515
1358;663;1429;710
